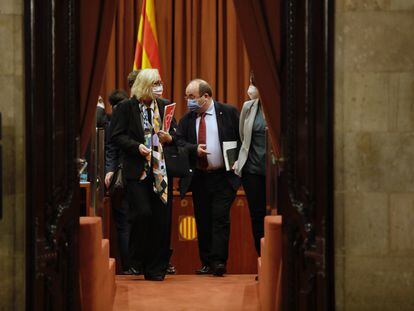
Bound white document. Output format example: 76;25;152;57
223;141;237;171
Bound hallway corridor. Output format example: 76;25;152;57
114;274;259;310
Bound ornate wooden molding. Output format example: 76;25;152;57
282;0;334;309
25;0;79;309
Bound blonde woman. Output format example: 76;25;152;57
111;68;175;281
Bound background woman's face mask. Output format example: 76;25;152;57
247;85;259;100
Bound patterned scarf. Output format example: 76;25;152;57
140;100;168;204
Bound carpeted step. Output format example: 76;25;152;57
108;258;116;308
79;216;116;311
260;237;265;256
258;215;282;311
257;257;262;284
102;239;110;261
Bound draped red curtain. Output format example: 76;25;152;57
100;0;251;119
232;0;282;156
79;0;118;156
100;0;140;105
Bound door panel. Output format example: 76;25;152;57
280;0;334;310
25;0;80;309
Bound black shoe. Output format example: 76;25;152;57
166;263;176;275
195;265;212;275
144;274;165;281
125;267;141;275
213;263;226;277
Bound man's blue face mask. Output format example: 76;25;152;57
187;98;205;112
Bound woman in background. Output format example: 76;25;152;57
234;72;267;257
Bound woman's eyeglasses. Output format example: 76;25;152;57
153;80;163;87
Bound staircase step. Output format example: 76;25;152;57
259;215;282;311
102;239;110;261
79;216;116;311
260;237;265;256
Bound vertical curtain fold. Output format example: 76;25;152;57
232;0;282;156
100;0;140;108
80;0;118;155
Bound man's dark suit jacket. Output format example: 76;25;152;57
105;99;128;174
110;96;176;180
175;101;241;198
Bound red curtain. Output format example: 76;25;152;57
79;0;118;155
100;0;140;105
100;0;251;119
232;0;282;156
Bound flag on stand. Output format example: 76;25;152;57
133;0;162;72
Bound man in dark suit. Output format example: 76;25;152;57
105;71;139;275
175;79;241;276
104;89;129;273
105;70;139;187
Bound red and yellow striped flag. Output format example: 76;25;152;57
133;0;161;72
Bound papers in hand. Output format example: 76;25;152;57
223;141;237;171
162;103;176;132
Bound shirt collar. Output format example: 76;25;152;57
204;100;214;115
139;100;155;111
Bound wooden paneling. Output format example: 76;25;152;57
170;191;257;274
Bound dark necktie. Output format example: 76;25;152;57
197;113;208;169
146;107;152;126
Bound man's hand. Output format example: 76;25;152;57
139;144;152;157
105;172;114;188
197;144;210;157
157;130;172;144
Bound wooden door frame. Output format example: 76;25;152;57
280;0;335;309
24;0;80;309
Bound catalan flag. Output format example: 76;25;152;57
133;0;161;72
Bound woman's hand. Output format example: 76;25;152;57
139;144;152;157
157;130;172;144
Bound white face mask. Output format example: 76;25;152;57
152;85;163;98
247;85;259;100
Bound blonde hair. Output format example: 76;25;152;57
131;68;160;100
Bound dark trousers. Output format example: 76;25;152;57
126;177;171;276
191;170;237;266
241;172;266;256
111;195;130;270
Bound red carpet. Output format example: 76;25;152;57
114;274;259;310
